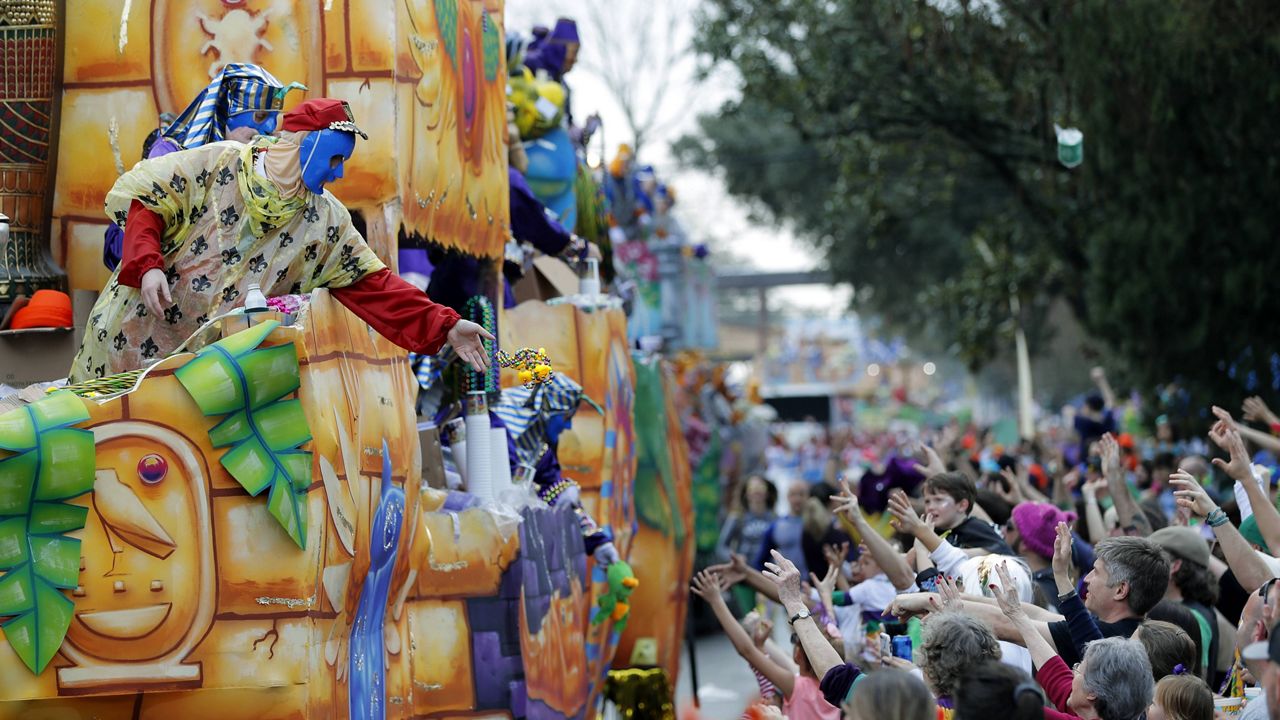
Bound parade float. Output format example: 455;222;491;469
0;290;644;718
0;0;698;717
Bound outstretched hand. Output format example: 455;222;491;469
447;319;496;373
823;542;850;573
992;562;1028;624
913;443;947;478
748;613;774;648
1082;475;1109;501
1170;469;1217;519
1244;396;1280;427
928;574;963;614
810;561;841;601
888;593;934;620
1209;412;1253;482
887;490;926;536
762;549;805;606
833;479;864;525
690;569;726;604
705;553;749;588
1099;433;1122;478
1051;522;1073;579
997;467;1025;504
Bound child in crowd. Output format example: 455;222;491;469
1147;673;1213;720
922;472;1013;555
692;569;841;720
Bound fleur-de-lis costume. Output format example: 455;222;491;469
72;99;462;381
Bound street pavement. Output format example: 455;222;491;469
675;631;758;718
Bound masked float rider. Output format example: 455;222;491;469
72;98;492;382
104;63;305;271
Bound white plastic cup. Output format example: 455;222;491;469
490;426;512;497
580;257;601;297
1215;696;1244;718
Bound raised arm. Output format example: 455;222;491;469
1082;474;1109;543
824;543;852;592
887;489;945;553
691;570;796;697
889;592;1060;650
1100;433;1151;536
1052;465;1079;511
706;553;784;605
1172;469;1276;593
958;592;1066;623
1238;424;1280;455
1051;521;1102;654
1241;397;1280;453
1213;408;1280;558
1092;366;1117;410
834;481;915;591
763;550;845;682
993;561;1062;670
811;563;840;628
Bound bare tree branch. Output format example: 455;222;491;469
574;0;695;154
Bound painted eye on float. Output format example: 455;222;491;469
137;453;168;485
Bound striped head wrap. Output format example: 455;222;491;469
493;372;602;467
164;63;305;149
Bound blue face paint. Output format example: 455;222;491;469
225;108;278;137
545;414;573;445
298;129;357;194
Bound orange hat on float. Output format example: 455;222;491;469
9;290;72;329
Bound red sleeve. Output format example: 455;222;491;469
1035;655;1077;715
118;199;166;287
332;268;461;355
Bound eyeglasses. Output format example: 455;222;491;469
1260;577;1280;606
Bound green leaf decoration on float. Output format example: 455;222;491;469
435;0;459;66
175;320;313;548
481;10;501;82
0;391;94;674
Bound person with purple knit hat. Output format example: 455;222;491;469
1006;502;1078;611
524;17;580;80
523;18;580;125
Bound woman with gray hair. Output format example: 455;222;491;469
991;560;1154;720
1063;637;1155;720
920;611;1004;706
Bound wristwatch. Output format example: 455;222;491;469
788;609;812;626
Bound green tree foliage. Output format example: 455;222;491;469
678;0;1280;408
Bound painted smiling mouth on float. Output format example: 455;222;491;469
75;604;174;640
71;469;178;640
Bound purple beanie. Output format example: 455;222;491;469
550;18;579;43
1011;502;1077;560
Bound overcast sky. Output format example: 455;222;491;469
505;0;851;315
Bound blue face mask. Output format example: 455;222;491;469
226;108;278;136
298;129;356;194
545;414;573;446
